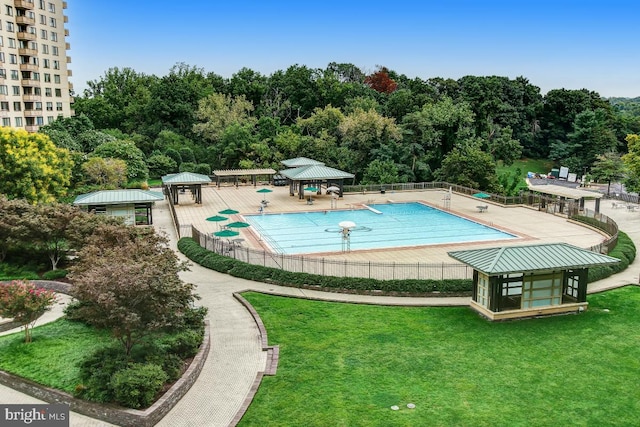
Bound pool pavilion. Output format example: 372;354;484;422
73;189;164;225
448;243;619;321
279;157;355;199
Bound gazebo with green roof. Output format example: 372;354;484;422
73;189;164;225
161;172;211;205
448;243;619;321
279;158;355;199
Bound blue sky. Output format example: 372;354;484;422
66;0;639;97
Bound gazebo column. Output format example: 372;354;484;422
594;198;600;213
299;181;305;200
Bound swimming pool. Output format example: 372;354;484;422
243;202;517;255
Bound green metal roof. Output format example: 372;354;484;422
281;157;325;168
448;243;619;275
280;165;354;180
73;189;164;206
161;172;211;185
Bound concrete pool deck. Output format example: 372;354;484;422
171;184;607;264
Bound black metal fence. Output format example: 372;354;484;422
181;181;619;280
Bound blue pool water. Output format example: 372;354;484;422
243;202;517;255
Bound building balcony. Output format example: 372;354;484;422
16;15;35;25
14;1;35;10
17;32;36;41
22;94;40;102
66;69;72;77
18;48;37;56
62;1;68;9
64;15;68;23
19;63;38;72
64;29;69;36
23;109;41;118
66;56;72;63
21;79;40;87
25;125;39;133
65;42;70;50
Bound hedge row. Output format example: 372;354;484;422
588;231;637;283
179;231;636;295
178;238;472;295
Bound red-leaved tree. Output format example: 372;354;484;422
0;281;56;343
364;66;398;94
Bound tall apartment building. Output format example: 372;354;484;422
0;0;73;132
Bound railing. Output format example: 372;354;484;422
191;226;474;280
185;181;618;280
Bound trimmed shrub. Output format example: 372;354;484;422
42;269;68;280
588;231;636;283
76;345;128;402
162;329;203;359
111;363;168;409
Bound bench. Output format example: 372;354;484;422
476;205;488;213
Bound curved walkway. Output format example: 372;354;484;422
1;198;638;426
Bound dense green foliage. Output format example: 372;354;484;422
587;231;636;282
36;62;636;196
240;287;640;426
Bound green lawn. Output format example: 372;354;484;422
496;158;555;177
241;288;640;427
0;319;112;393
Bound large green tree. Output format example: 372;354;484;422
0;128;72;203
91;139;148;182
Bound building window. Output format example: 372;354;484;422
10;70;18;80
9;54;17;64
15;117;22;127
13;101;21;111
12;86;19;95
40;29;47;39
32;72;40;80
49;17;56;28
53;74;60;83
39;14;46;24
52;46;58;56
0;36;3;47
8;38;15;48
56;102;62;111
47;115;54;123
0;101;8;110
48;2;55;13
45;87;51;96
35;102;42;110
0;86;7;95
43;58;49;68
5;22;13;32
0;52;4;63
36;116;44;125
29;41;37;50
39;0;45;10
46;101;52;110
5;6;13;17
44;73;50;82
34;87;40;95
2;117;9;126
53;60;59;70
0;69;5;78
54;88;61;97
50;32;57;42
41;44;48;54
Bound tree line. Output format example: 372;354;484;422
4;62;640;202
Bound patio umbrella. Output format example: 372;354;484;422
256;188;273;202
214;229;240;238
219;208;239;215
206;215;228;222
473;192;491;199
227;221;251;229
304;187;319;193
326;186;340;193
